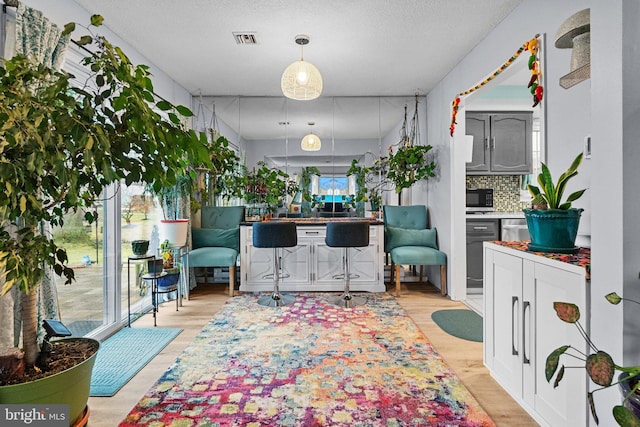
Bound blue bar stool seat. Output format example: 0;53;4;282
252;221;297;307
325;221;370;307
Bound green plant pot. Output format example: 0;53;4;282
0;338;99;426
523;208;583;253
131;239;149;256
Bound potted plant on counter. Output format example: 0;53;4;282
0;15;211;425
546;293;640;426
524;152;586;253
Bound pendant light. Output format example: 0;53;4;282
281;35;323;101
301;122;321;151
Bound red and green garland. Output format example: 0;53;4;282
449;35;543;137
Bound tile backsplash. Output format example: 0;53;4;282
467;175;529;211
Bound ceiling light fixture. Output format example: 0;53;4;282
301;122;321;151
281;35;323;101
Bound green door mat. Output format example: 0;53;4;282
431;309;483;342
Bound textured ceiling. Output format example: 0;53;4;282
69;0;525;148
72;0;523;97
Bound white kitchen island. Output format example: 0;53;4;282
239;219;385;293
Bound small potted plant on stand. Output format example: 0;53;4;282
524;152;586;253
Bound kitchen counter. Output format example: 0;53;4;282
466;211;525;219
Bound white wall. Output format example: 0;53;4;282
426;1;640;425
425;0;592;302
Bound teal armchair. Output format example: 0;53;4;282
189;206;244;296
383;205;447;296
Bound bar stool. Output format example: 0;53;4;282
325;221;370;307
252;221;297;307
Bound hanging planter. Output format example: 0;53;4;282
386;97;436;195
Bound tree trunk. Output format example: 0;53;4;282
21;290;38;368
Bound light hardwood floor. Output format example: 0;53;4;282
87;281;538;426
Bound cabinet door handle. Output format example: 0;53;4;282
473;226;488;230
305;231;320;235
522;301;530;365
491;136;496;150
511;296;519;356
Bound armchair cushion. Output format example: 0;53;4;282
189;247;238;268
389;246;446;266
385;226;437;251
192;227;239;252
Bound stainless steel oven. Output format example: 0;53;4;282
466;188;494;212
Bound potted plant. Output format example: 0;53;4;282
347;154;391;216
244;161;296;218
524;152;586;253
387;143;436;194
0;15;211;424
199;133;244;207
299;166;321;217
546;293;640;426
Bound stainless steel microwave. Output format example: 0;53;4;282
466;188;494;211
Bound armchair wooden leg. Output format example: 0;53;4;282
419;265;424;283
229;265;235;297
395;264;401;297
390;261;395;284
440;265;447;296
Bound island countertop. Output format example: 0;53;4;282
241;217;384;226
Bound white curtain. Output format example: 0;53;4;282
0;2;71;349
15;2;69;69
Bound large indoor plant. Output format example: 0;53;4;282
524;152;586;253
0;15;211;423
546;293;640;426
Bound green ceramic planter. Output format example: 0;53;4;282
523;208;583;253
0;338;99;426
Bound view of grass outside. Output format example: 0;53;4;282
53;184;163;335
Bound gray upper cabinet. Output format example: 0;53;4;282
466;112;532;175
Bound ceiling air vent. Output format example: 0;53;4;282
233;32;258;45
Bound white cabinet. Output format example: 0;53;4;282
484;242;589;427
240;224;384;292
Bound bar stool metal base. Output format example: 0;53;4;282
258;292;295;307
329;293;366;308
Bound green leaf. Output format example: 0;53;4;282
175;105;193;117
553;365;565;388
77;35;93;46
168;112;180;124
90;15;104;27
62;22;75;36
553;302;580;323
546;345;570;382
606;292;623;305
156;100;172;111
586;351;615;386
613;405;640;426
588;392;599;425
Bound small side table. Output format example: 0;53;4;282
142;271;179;327
127;254;154;327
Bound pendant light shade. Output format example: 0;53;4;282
301;122;321;151
281;35;323;101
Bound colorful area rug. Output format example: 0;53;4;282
120;294;495;426
431;309;483;342
90;327;182;397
